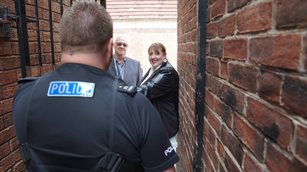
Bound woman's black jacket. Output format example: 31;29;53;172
137;60;179;138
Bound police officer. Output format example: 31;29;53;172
13;1;179;172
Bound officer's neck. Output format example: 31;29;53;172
61;52;109;70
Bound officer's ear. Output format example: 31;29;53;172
107;38;113;55
105;38;113;68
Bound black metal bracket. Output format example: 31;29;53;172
0;5;11;38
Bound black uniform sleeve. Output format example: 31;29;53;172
137;68;178;100
132;94;179;171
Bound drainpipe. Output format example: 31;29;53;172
193;0;207;172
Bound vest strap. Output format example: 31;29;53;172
19;142;30;162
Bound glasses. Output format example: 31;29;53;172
116;42;128;47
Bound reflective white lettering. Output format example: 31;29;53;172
164;146;174;156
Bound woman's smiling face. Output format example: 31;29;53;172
148;44;166;70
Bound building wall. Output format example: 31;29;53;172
177;0;307;171
0;0;64;171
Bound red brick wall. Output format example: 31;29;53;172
178;0;307;171
0;0;64;171
177;0;198;171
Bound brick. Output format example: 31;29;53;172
0;42;12;56
3;113;13;128
237;2;272;34
217;139;225;160
304;34;307;70
0;57;20;70
258;72;282;103
220;61;228;80
221;126;244;165
10;137;20;152
206;57;220;76
25;4;35;18
218;14;236;38
1;98;13;114
0;86;2;102
214;98;233;127
207;22;218;39
0;143;10;159
265;142;307;172
0;126;15;145
2;0;15;12
0;71;17;86
0;149;22;172
204;122;216;148
282;76;307;118
13;160;26;172
205;90;215;111
233;115;265;161
228;63;258;93
207;108;222;136
224;151;241;172
227;0;251;12
295;125;307;164
224;39;247;61
276;0;307;29
209;40;223;58
250;35;301;70
218;83;245;114
11;42;20;55
211;0;226;20
207;75;222;97
246;98;293;149
243;154;262;172
205;135;219;170
204;147;214;172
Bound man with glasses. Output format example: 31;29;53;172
108;36;142;86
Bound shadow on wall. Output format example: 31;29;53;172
113;18;177;74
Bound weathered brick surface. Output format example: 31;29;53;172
221;126;244;165
258;72;282;103
211;0;226;20
265;142;307;172
282;76;307;118
227;0;251;12
206;57;220;76
228;63;258;93
224;39;247;61
276;0;307;29
207;22;218;39
233;114;265;161
243;154;262;172
237;2;272;34
218;14;236;38
209;40;223;58
178;0;307;171
250;35;301;70
304;34;307;70
246;98;293;149
295;125;307;165
0;0;63;171
224;151;241;172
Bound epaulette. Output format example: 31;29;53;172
17;77;38;85
117;85;137;96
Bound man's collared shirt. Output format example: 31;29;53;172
114;57;126;80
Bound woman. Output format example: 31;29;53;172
138;42;179;149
